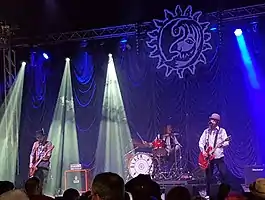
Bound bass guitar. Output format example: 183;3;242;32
198;135;231;170
29;145;54;177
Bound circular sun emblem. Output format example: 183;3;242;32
146;5;212;78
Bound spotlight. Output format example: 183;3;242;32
22;61;26;66
66;58;70;62
120;38;127;44
234;29;242;37
250;21;258;33
120;38;128;52
210;27;217;31
80;40;88;48
43;53;49;60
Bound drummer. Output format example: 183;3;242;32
163;125;176;150
145;124;180;166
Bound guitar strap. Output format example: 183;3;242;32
213;128;221;148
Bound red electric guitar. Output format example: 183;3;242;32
29;145;54;177
198;136;231;170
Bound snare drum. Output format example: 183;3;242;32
152;139;167;157
128;152;154;178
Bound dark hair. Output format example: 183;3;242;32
125;174;161;200
25;177;41;195
36;129;46;137
163;124;172;134
166;186;191;200
63;188;80;200
92;172;124;200
0;181;14;195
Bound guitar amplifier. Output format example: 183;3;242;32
64;169;91;193
244;165;265;184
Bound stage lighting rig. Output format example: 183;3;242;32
0;21;18;45
0;21;19;49
0;22;10;45
250;21;258;33
1;21;18;101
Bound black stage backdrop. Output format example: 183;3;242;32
16;17;265;185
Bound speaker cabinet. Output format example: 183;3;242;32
244;165;265;185
64;170;90;193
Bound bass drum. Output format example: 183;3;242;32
128;152;154;178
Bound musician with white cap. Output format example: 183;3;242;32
199;113;230;196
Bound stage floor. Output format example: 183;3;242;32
157;181;218;198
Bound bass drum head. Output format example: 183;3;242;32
128;153;154;178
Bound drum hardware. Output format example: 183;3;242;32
124;147;138;157
126;133;193;182
153;143;185;181
124;147;138;182
152;139;167;157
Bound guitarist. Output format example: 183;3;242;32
199;113;229;196
29;129;54;185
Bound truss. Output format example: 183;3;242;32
208;3;265;22
12;3;265;46
0;21;17;104
46;24;137;43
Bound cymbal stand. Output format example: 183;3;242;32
179;146;183;173
153;155;167;180
168;146;183;179
124;147;138;182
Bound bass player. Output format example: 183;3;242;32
29;129;54;185
199;113;229;196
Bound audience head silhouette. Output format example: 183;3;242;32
0;181;14;195
0;189;29;200
91;172;124;200
25;177;43;196
63;188;80;200
166;186;191;200
125;174;161;200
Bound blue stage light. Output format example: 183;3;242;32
234;29;242;37
120;38;127;43
43;53;49;60
210;27;217;31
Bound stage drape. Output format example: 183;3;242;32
18;48;108;187
15;19;265;188
112;21;265;178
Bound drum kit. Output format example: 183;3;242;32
125;135;187;182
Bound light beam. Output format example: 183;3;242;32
45;59;79;196
95;53;134;180
0;63;26;182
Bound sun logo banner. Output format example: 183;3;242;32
146;5;212;78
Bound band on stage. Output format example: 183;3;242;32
28;113;229;196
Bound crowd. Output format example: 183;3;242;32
0;172;264;200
